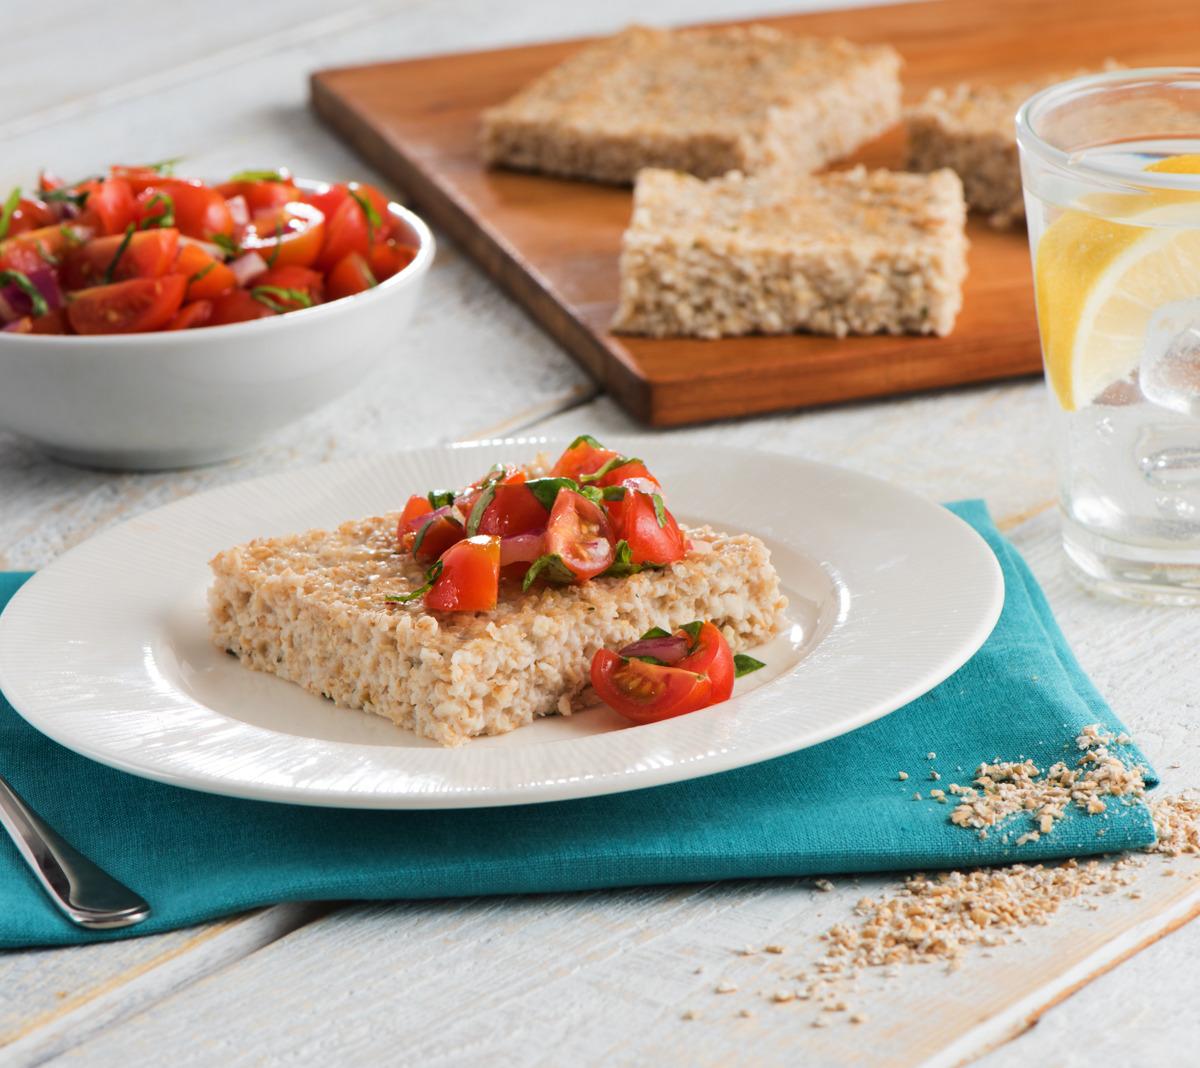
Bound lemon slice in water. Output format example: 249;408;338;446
1035;155;1200;410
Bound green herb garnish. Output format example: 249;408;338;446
228;169;285;183
35;241;58;266
580;455;641;484
138;191;174;229
679;620;703;643
384;560;444;604
600;485;626;501
733;654;766;678
0;269;48;318
211;232;240;259
640;626;670;640
465;484;496;537
427;489;456;509
189;261;217;284
524;476;579;512
41;187;90;208
144;156;184;176
521;553;577;591
349;188;382;242
265;219;284;268
412;514;460;557
651;492;667;528
601;540;662;579
102;225;135;285
250;285;314;314
59;223;85;248
567;434;605;450
0;188;21;241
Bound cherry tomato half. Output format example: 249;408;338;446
66;274;187;334
550;437;618;482
593;458;659;490
166;300;213;330
0;224;91;274
61;228;179;289
424;535;501;613
397;494;433;547
413;513;465;564
590;651;712;724
175;242;237;301
151;180;234;241
675;622;735;703
254;265;324;304
607;490;687;567
476;483;547;537
325;252;376;302
217;177;299;214
5;197;56;238
546;489;615;581
240;202;325;269
77;178;138;235
366;241;414;282
207;288;277;326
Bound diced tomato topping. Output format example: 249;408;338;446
175;242;237;301
424;536;501;613
150;180;234;241
66;275;187;334
29;308;68;335
255;265;324;304
550;437;619;481
239;202;325;269
592;458;659;490
366;241;414;282
590;651;712;724
299;182;349;220
5;197;56;238
413;513;465;564
217;175;299;214
110;165;171;194
0;224;90;274
77;178;138;235
675;622;735;703
545;489;615;581
315;196;371;271
607;490;687;566
166;300;213;330
207;287;277;326
397;495;433;546
325;252;376;301
60;229;179;289
476;483;547;537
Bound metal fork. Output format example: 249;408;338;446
0;775;150;930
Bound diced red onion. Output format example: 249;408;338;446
500;532;545;566
229;251;268;286
27;267;62;310
621;477;660;496
0;268;61;322
617;635;690;664
225;195;249;228
2;317;31;333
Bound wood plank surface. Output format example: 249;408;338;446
310;0;1200;426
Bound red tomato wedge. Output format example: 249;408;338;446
110;165;170;193
166;300;213;330
367;241;414;282
397;494;433;546
299;182;349;220
240;202;325;269
413;513;465;564
60;229;179;289
254;265;324;303
5;197;55;237
151;180;234;240
175;242;237;301
217;178;299;213
315;196;371;271
77;178;138;235
545;489;615;581
207;288;277;326
590;651;712;724
607;490;687;566
424;536;501;613
66;275;186;334
675;622;735;703
0;224;91;274
475;483;547;537
550;437;619;481
325;252;376;301
592;458;660;490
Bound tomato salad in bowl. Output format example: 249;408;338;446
0;160;433;470
0;162;417;334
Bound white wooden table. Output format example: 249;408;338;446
3;2;1200;1064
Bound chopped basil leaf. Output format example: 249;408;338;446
651;492;668;528
41;187;90;208
567;433;605;450
265;219;284;268
577;485;604;505
580;455;641;484
0;188;21;241
189;261;217;284
427;489;455;509
229;169;284;183
733;654;766;678
602;539;662;579
600;485;626;501
640;626;670;640
145;156;184;176
465;484;496;537
384;560;444;604
211;232;240;259
522;553;576;591
0;269;48;318
679;620;703;644
138;191;175;230
349;188;382;242
59;223;85;247
102;224;136;285
250;285;314;314
35;241;58;266
629;655;666;666
525;476;578;512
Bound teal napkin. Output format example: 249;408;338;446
0;501;1159;948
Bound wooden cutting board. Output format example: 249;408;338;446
310;0;1200;426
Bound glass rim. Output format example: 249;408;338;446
1015;66;1200;191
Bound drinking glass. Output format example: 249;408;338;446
1018;69;1200;604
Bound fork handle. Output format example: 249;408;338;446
0;775;150;930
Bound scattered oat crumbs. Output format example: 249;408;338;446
1148;794;1200;857
693;966;705;974
772;989;795;1003
929;788;946;802
912;792;923;801
927;752;937;760
811;1016;829;1028
898;771;909;781
715;981;738;994
682;1009;700;1021
850;1012;867;1024
929;770;941;781
739;1008;754;1018
814;878;835;892
764;943;785;954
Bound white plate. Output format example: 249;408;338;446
0;440;1003;809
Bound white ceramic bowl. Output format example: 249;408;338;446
0;202;434;470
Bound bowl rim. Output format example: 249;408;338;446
0;199;434;346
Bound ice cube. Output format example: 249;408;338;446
1140;299;1200;416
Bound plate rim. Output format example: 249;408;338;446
0;439;1004;809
